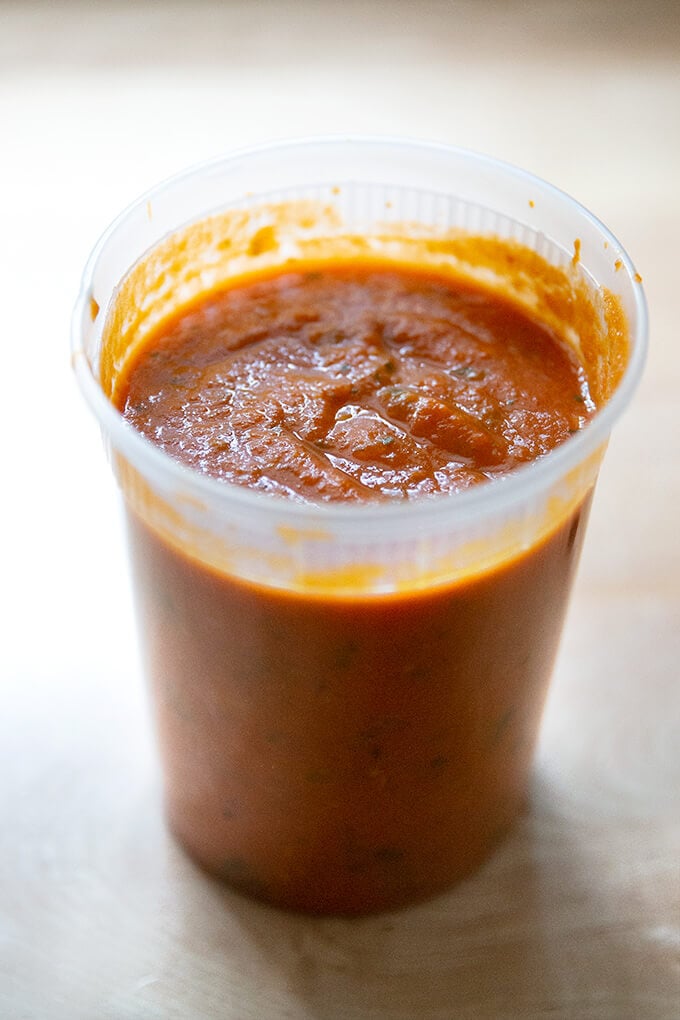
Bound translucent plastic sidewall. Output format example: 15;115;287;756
72;138;646;595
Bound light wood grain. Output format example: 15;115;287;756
1;2;678;1017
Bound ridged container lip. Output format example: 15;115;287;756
71;136;648;538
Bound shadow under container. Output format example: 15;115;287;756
72;139;647;915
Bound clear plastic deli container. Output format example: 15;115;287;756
72;138;647;914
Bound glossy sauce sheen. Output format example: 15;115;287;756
117;264;594;499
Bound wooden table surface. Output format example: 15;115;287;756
1;2;678;1017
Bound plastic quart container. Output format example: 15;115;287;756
72;138;647;914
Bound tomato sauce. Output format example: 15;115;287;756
113;261;596;913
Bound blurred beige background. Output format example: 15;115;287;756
1;2;679;1018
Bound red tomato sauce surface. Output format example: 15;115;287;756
116;264;594;499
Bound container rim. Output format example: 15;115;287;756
71;135;648;532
